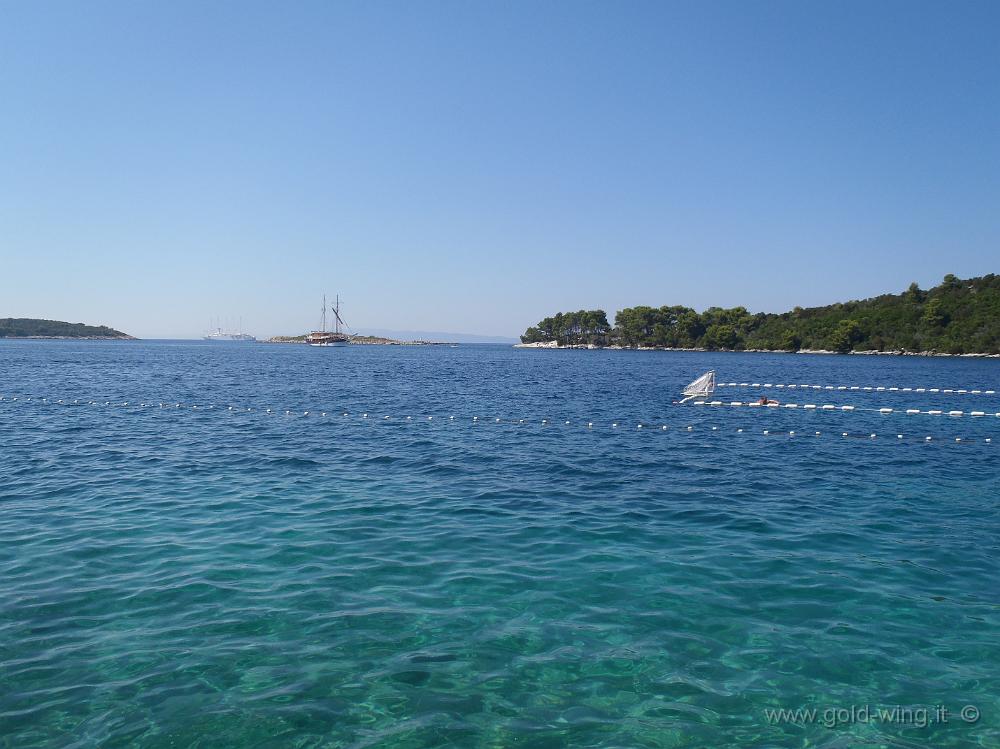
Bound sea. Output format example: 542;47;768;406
1;341;997;748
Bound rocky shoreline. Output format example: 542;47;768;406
513;341;1000;358
0;335;136;340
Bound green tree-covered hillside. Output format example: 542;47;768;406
520;274;1000;354
0;318;133;339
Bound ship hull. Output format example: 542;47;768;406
306;332;349;346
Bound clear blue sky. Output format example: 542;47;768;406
1;1;997;339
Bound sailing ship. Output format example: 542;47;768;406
204;317;256;342
306;295;350;347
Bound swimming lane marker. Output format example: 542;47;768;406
719;382;995;395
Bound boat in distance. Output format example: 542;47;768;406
307;294;350;347
204;318;256;342
204;330;257;342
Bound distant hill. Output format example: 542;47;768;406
521;274;1000;354
0;318;134;339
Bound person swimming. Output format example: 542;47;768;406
758;395;779;405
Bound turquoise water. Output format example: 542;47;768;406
1;341;997;748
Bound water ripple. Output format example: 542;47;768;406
0;342;997;747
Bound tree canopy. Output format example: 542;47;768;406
521;310;611;346
520;274;1000;354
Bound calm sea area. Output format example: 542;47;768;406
1;340;997;747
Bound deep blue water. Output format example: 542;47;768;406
1;341;997;748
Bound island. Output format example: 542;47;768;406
0;318;134;339
264;334;453;346
519;274;1000;356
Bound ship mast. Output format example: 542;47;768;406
335;295;341;335
321;294;327;333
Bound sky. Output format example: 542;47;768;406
1;1;998;339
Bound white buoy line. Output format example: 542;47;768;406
0;393;995;446
688;400;1000;418
716;382;996;396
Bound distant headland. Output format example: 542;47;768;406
264;334;453;346
0;318;134;340
518;274;1000;356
